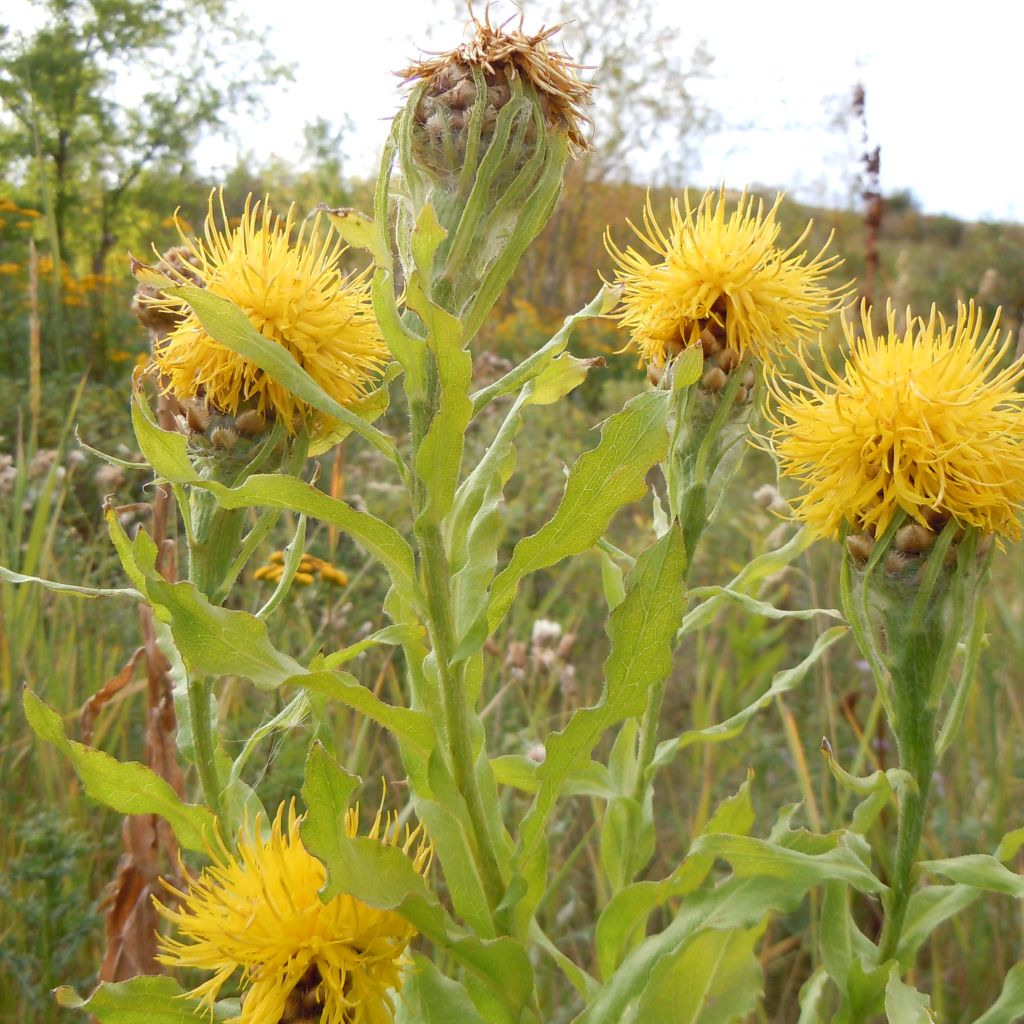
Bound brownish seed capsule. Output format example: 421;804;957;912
742;369;756;389
717;347;742;374
647;362;665;387
185;401;212;433
699;327;721;357
208;426;238;450
702;366;728;392
235;409;267;437
884;550;909;576
442;77;477;111
734;385;748;404
894;523;936;554
846;534;874;563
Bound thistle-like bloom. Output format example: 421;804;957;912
156;801;430;1024
767;301;1024;540
606;189;848;366
144;192;389;432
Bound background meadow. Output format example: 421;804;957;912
2;1;1024;1021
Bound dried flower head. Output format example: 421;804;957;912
400;8;592;162
138;191;389;433
606;189;849;367
767;301;1024;541
156;800;430;1024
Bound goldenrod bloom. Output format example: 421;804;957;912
606;189;848;366
146;192;388;432
157;801;430;1024
768;301;1024;541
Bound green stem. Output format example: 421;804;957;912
187;677;223;821
877;611;941;965
409;381;505;917
419;521;506;912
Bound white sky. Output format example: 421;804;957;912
7;0;1024;222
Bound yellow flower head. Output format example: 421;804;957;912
156;800;431;1024
605;189;849;366
767;301;1024;541
146;191;389;432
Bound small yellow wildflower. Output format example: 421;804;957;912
767;301;1024;541
109;349;135;363
144;191;389;432
254;550;349;587
156;800;430;1024
0;262;20;276
605;188;848;366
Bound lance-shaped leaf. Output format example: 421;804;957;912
921;855;1024;898
405;203;473;527
488;389;671;630
0;565;141;601
24;689;214;852
596;775;756;979
55;976;226;1022
651;626;847;772
511;526;686;929
630;921;766;1024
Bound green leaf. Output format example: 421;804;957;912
896;885;979;966
198;474;421;611
318;205;390;266
689;833;885;894
595;739;756;980
405;208;473;527
470;286;618;414
300;741;360;890
526;353;605;406
322;623;427;669
0;564;142;601
396;955;489;1024
797;967;831;1024
130;390;197;483
512;526;687;927
24;688;214;852
672;344;704;390
54;976;223;1022
166;286;399;464
488;389;671;630
821;881;876;990
971;962;1024;1023
652;626;847;771
630;922;765;1024
885;971;934;1022
922;854;1024;898
679;527;819;636
579;846;870;1024
293;671;435;757
145;576;305;688
997;827;1024;863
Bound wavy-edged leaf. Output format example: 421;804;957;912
488;389;671;630
651;626;847;771
0;565;141;600
971;962;1024;1023
512;526;686;929
922;854;1024;898
24;688;214;852
54;976;226;1022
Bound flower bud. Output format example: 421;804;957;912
393;12;592;339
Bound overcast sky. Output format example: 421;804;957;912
7;0;1023;222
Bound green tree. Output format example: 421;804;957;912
0;0;288;368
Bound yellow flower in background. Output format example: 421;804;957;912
156;800;430;1024
146;191;389;432
767;301;1024;541
253;550;349;587
605;188;848;366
